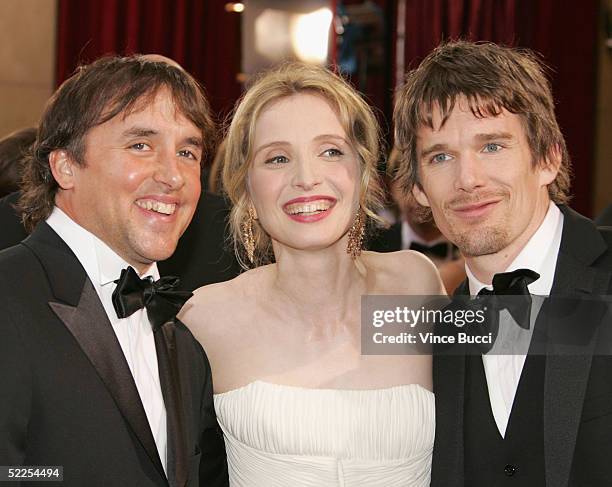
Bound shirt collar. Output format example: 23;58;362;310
46;207;159;288
466;202;563;295
96;241;158;287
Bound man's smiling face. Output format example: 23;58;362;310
413;98;558;258
54;88;202;269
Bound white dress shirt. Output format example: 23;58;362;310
47;207;167;472
465;202;564;437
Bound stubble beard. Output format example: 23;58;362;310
441;190;511;257
451;224;510;257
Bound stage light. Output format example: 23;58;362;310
225;3;245;13
291;8;332;64
242;1;333;75
255;9;292;62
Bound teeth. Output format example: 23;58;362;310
136;200;176;215
285;200;332;215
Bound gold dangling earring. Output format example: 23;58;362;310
242;206;256;264
346;208;365;258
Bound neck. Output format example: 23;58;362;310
465;198;551;285
271;238;366;331
127;261;153;276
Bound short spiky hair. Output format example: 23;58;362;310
393;40;571;217
19;55;214;232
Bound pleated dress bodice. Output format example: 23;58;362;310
214;381;434;486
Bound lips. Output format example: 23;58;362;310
450;199;501;219
283;195;336;222
135;197;179;217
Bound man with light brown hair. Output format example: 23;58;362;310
394;40;612;487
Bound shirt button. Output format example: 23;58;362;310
504;464;517;477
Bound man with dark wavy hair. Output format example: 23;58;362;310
0;55;227;486
394;41;612;487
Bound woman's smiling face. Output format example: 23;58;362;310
247;93;361;253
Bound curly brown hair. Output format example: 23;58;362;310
393;40;571;220
19;55;215;232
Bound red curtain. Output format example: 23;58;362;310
514;0;598;217
56;0;242;121
400;0;517;69
56;0;598;215
395;0;598;216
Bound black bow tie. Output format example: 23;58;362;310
443;268;540;354
477;268;540;330
112;266;192;330
409;241;451;259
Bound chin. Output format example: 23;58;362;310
136;241;179;264
452;226;510;257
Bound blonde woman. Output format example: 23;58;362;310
180;63;444;486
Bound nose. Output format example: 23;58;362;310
291;154;321;191
454;152;487;193
153;150;186;190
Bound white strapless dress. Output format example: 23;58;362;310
214;381;434;486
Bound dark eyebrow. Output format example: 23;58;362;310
122;127;202;148
122;127;158;138
420;132;516;159
474;132;515;143
184;136;202;148
420;143;450;159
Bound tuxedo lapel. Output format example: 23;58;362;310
431;281;468;487
543;206;612;487
23;223;166;481
155;321;188;487
432;354;465;487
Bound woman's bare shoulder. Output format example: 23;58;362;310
180;267;267;335
178;266;276;392
181;278;239;324
362;250;446;295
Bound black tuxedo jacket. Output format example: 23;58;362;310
431;205;612;487
0;223;228;486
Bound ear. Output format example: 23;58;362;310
538;145;561;187
412;183;431;208
49;150;76;190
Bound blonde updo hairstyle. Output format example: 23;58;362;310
223;62;385;269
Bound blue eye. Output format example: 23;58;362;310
483;143;502;153
431;153;452;164
321;148;343;158
265;155;289;165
